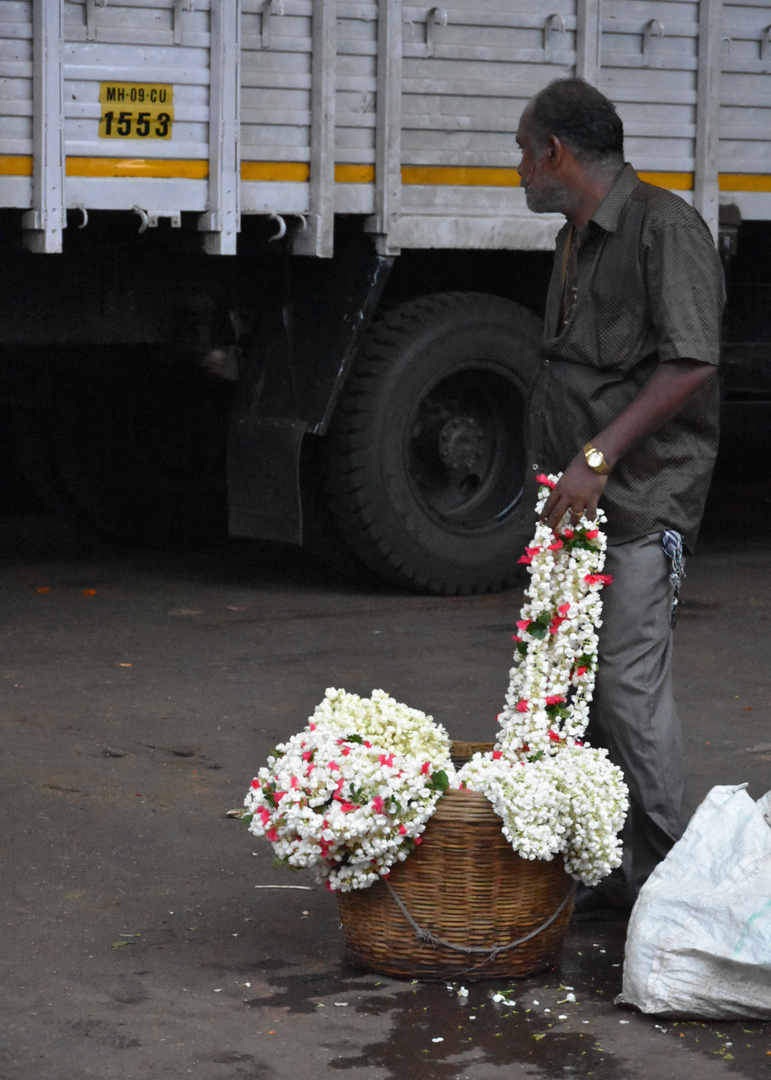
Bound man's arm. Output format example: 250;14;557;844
539;358;716;530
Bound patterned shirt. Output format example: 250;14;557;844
524;163;726;550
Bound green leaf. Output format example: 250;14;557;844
273;857;290;870
346;733;364;744
430;769;450;793
241;813;253;826
517;641;528;658
112;940;133;949
529;623;548;640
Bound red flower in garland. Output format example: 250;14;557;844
516;619;532;633
492;750;503;760
371;795;384;814
545;695;566;706
584;573;613;586
585;528;599;539
516;700;529;713
547;730;563;742
536;474;556;489
547;539;563;551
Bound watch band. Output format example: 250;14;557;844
583;442;612;475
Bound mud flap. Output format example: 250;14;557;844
227;415;306;544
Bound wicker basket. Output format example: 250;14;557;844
336;744;576;981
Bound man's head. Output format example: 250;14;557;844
517;79;624;215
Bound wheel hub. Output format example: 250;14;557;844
437;415;485;472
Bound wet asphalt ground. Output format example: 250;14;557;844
1;436;770;1080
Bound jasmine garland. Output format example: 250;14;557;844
457;474;629;886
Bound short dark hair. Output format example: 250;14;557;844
527;79;624;167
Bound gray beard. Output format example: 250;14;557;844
523;177;571;215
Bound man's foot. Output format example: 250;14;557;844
571;885;633;923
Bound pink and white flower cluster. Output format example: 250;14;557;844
457;474;629;886
244;689;453;892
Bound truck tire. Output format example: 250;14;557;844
324;292;543;595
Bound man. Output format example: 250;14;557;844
516;78;725;918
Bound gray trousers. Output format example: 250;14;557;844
588;532;690;907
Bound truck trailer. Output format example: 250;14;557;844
1;0;769;592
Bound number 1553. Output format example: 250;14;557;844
102;110;172;139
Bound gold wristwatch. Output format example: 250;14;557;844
583;442;612;475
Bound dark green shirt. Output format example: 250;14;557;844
524;163;726;550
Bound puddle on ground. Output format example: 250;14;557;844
241;926;771;1080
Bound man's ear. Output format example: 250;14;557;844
546;135;565;166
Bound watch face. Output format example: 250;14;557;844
588;451;603;468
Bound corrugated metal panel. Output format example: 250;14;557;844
0;3;33;162
600;0;700;174
336;3;377;166
720;1;771;184
241;1;312;162
400;1;575;173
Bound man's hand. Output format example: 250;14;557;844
540;452;608;531
539;359;716;532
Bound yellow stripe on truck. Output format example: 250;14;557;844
0;156;770;196
66;157;208;178
0;155;32;175
241;162;309;182
719;173;771;193
401;165;521;187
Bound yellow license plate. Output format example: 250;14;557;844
99;82;174;140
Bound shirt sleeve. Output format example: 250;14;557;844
643;218;726;366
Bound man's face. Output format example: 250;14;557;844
516;109;570;215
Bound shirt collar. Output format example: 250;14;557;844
589;163;639;234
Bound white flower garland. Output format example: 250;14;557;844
457;474;629;886
243;689;455;892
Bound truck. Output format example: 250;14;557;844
1;0;769;593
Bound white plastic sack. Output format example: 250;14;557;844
617;784;771;1018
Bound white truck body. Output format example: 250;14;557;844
2;0;769;256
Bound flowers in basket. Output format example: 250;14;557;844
243;474;628;892
243;689;453;892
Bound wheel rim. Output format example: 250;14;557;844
405;364;526;532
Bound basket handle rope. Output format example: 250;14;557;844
384;880;573;962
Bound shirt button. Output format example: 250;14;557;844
543;358;550;366
532;463;538;471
